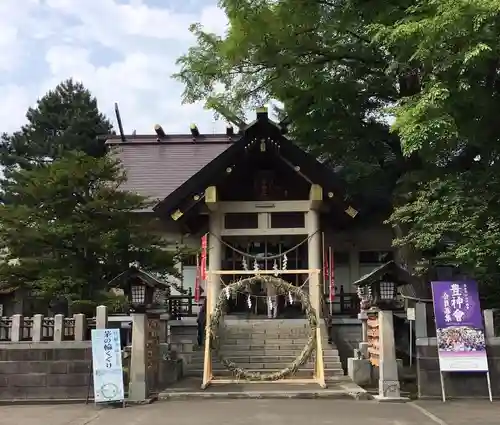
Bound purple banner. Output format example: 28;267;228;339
431;281;488;372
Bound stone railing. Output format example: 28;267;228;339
0;306;109;342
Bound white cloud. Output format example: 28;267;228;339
0;0;229;135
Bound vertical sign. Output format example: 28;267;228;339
367;312;380;367
200;234;207;281
146;317;161;394
431;281;488;372
194;253;201;303
91;329;125;403
323;249;329;293
329;247;335;302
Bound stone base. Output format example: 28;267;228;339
347;358;371;386
373;395;409;403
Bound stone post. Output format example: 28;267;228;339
74;314;86;341
53;314;64;342
208;212;222;313
10;314;23;342
483;309;495;339
96;305;108;329
307;208;321;318
357;310;369;358
32;314;43;342
128;313;148;401
414;302;428;339
375;310;407;401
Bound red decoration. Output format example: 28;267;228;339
329;248;335;302
200;234;207;281
194;254;201;303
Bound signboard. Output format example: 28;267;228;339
431;281;488;372
367;313;380;367
194;254;201;303
406;307;415;321
329;248;335;302
91;329;125;403
200;234;207;281
146;317;161;394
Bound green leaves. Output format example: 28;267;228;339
0;80;177;307
0;79;113;174
0;152;177;302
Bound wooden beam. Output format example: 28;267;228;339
218;200;311;213
205;186;218;211
221;227;308;236
210;269;320;275
309;184;323;210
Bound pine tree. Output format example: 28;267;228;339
0;152;177;308
0;80;176;312
0;79;113;176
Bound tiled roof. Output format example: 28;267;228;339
106;134;235;203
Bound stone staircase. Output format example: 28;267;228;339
185;319;344;380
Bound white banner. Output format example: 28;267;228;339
91;328;125;403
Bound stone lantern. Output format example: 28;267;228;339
353;261;412;311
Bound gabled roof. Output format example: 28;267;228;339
353;260;432;302
152;114;358;216
108;265;189;295
353;261;420;288
106;111;359;219
106;134;235;204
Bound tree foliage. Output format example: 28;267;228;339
0;152;177;303
0;79;113;176
176;0;500;292
0;80;177;308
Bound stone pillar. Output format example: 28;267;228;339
307;209;321;318
53;314;64;342
414;302;428;339
357;310;369;358
10;314;23;342
376;310;406;401
128;313;148;401
484;309;495;339
74;314;86;341
208;211;222;313
32;314;43;342
96;305;108;329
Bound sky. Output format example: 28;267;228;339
0;0;230;136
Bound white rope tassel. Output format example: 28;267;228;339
247;294;252;309
225;286;231;300
288;291;293;305
242;256;248;271
253;259;259;273
273;260;279;277
282;253;288;271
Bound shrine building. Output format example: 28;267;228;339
106;108;395;318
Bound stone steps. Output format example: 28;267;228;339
171;319;344;380
190;352;341;361
186;368;345;378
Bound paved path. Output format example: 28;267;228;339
1;399;499;425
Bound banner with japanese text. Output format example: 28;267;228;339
194;253;201;303
91;329;125;403
329;249;335;302
200;234;207;281
431;281;488;372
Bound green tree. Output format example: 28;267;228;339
0;152;178;306
0;79;113;175
376;0;500;301
176;0;500;292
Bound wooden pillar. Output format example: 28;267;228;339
308;184;322;318
207;186;222;313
